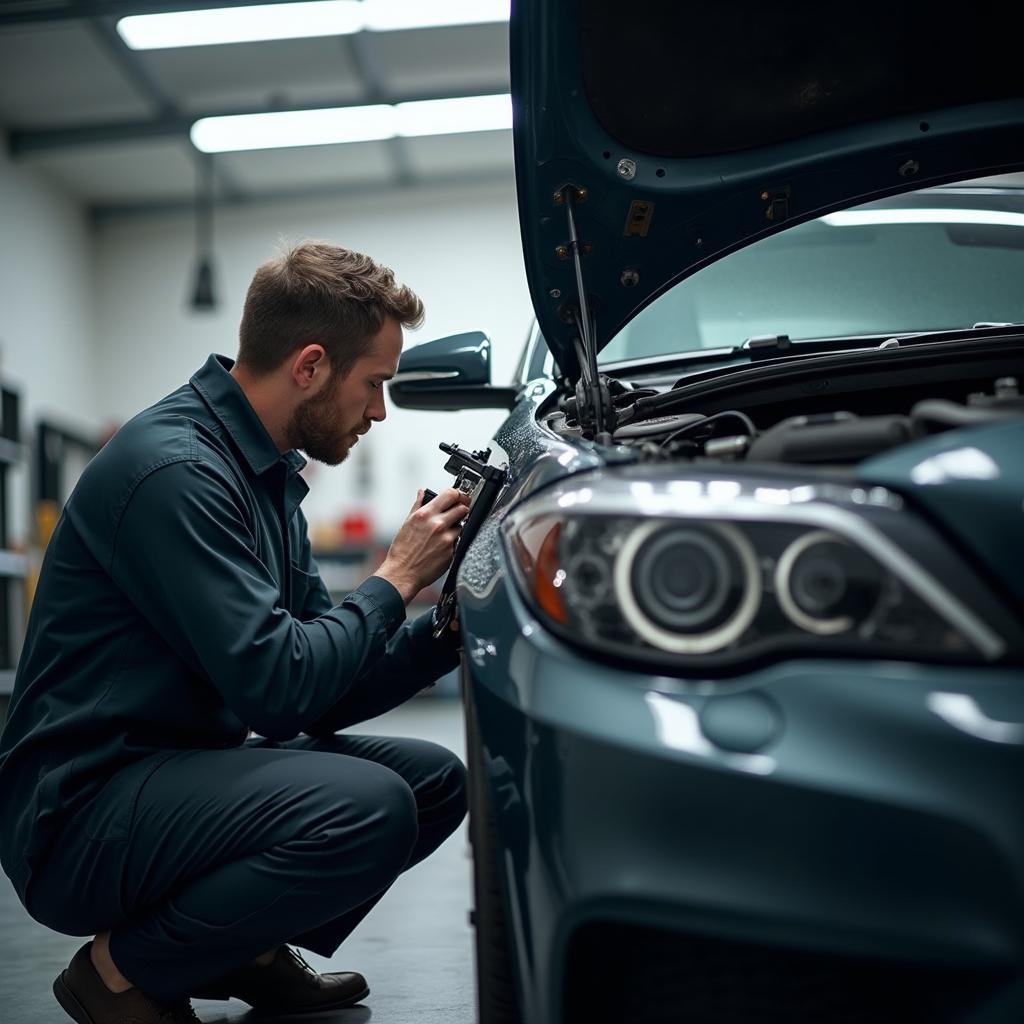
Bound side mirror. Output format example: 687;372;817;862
389;331;520;411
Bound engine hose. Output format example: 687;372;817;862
912;399;1021;430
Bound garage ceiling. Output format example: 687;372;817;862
0;1;513;218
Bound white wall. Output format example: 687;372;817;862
0;151;100;431
0;146;101;546
94;177;535;539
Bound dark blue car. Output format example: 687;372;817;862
392;2;1024;1021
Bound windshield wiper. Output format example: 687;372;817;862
743;323;1024;360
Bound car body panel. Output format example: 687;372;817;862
455;384;1024;1022
859;421;1024;607
460;517;1024;1022
481;380;607;505
451;404;1024;1021
511;0;1024;378
447;7;1024;1018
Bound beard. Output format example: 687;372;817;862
287;382;359;466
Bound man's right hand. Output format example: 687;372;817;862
373;488;471;605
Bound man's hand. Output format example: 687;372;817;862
374;488;471;605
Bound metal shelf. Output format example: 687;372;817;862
0;549;27;578
0;437;23;466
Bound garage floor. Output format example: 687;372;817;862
0;697;476;1024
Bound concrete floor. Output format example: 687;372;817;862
0;697;476;1024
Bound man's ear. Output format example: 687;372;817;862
290;344;329;392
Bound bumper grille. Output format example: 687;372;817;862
562;921;1014;1024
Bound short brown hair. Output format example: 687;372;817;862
237;241;424;377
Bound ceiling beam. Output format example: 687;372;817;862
0;1;308;28
6;81;508;156
85;14;245;197
341;32;415;188
86;16;177;117
89;167;515;222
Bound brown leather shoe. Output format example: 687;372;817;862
190;945;369;1014
53;941;201;1024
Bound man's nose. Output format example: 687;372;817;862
369;391;386;422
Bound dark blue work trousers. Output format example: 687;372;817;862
25;731;468;1002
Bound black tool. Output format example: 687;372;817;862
420;488;438;507
431;442;507;638
439;442;496;497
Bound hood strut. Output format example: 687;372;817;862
561;185;614;443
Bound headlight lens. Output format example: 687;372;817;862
618;522;760;654
502;486;1004;669
775;530;882;636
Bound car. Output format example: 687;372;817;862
390;2;1024;1022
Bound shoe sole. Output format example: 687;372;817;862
53;971;95;1024
247;984;371;1017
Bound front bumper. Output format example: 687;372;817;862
462;576;1024;1023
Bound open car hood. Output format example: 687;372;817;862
511;0;1024;383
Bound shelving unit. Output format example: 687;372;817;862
0;383;26;696
0;415;98;701
36;421;99;508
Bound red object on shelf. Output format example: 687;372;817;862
340;511;373;545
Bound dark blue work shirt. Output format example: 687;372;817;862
0;354;459;905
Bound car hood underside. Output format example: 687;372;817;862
511;0;1024;381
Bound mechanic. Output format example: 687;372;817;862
0;242;471;1024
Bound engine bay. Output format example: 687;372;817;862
545;339;1024;467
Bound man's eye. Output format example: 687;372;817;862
369;380;381;390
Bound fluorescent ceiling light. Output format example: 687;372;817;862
823;209;1024;228
118;2;363;48
396;94;512;137
118;0;508;50
191;104;394;152
365;0;509;32
191;93;511;152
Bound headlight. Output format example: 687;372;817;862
617;522;760;654
774;530;882;636
502;476;1006;671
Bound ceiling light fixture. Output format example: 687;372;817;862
395;94;513;138
822;209;1024;228
190;155;218;310
190;93;512;152
118;0;508;50
363;0;510;32
192;103;394;152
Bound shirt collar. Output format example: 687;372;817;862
190;354;306;477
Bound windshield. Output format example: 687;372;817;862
599;182;1024;364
